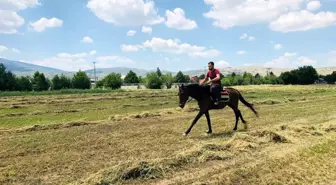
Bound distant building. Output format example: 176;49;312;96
315;78;327;84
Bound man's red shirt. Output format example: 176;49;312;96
206;68;221;85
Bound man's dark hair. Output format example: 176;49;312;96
208;61;214;66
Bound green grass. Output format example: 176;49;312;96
0;85;336;185
0;88;125;97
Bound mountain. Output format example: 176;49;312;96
1;58;335;79
183;66;336;76
0;58;70;77
84;67;173;79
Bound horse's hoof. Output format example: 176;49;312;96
205;131;212;134
183;133;188;136
233;128;237;131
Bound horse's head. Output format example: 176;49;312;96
178;84;189;108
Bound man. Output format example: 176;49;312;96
200;61;222;105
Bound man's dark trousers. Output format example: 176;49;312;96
210;84;222;103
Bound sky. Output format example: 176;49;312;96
0;0;336;72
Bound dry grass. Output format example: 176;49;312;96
0;85;336;185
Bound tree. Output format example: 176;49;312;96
102;73;122;89
145;72;163;89
324;72;336;84
33;71;49;91
280;71;298;85
59;74;72;89
72;71;91;89
221;78;231;86
162;73;174;89
51;75;62;90
124;70;139;83
0;63;17;91
296;66;318;85
15;76;32;91
175;71;188;83
156;67;162;77
232;75;244;85
199;74;205;79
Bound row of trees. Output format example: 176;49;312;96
1;63;335;92
0;63;92;91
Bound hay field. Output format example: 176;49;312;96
1;85;336;185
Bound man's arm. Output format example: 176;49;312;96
200;73;208;84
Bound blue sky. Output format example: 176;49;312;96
0;0;335;72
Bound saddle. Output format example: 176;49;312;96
220;90;229;95
220;89;229;102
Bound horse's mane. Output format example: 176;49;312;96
185;83;211;98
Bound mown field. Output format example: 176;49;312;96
1;85;336;185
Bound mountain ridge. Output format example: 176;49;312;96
1;58;335;79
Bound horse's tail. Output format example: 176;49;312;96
238;91;259;117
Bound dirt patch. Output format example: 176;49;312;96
250;130;289;143
10;105;25;109
120;162;163;181
17;121;98;132
257;99;281;105
325;125;336;132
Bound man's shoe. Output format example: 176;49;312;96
214;100;219;106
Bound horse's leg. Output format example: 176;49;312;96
238;110;246;124
184;111;204;136
205;111;212;134
228;104;239;131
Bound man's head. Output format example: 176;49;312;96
208;61;214;71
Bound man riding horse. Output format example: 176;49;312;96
200;61;222;106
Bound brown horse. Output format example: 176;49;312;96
178;83;258;136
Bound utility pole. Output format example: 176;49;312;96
93;61;97;83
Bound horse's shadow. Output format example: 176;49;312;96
201;130;236;140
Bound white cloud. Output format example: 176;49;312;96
297;56;317;65
0;1;39;34
306;1;321;12
269;10;336;32
0;0;40;11
0;45;8;52
237;50;246;55
90;50;97;55
0;10;25;34
240;33;248;39
142;26;152;34
31;52;93;71
57;52;88;58
81;36;94;43
274;44;282;49
29;17;63;32
96;56;135;68
127;30;136;36
12;48;20;53
243;63;253;66
284;52;297;57
248;36;255;41
141;37;221;57
121;44;142;52
215;60;230;68
265;53;316;68
87;0;164;26
240;33;255;41
204;0;302;29
165;8;197;30
188;49;221;58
